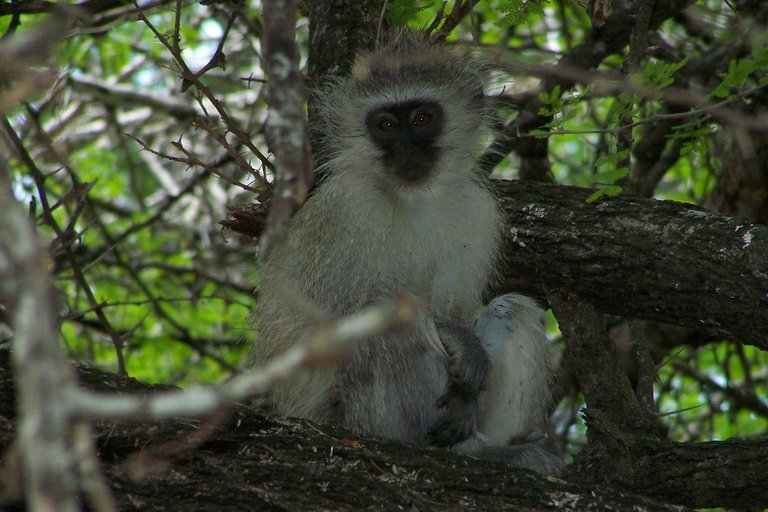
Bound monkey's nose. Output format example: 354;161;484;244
391;149;434;183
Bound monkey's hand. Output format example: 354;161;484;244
427;321;490;447
428;380;479;446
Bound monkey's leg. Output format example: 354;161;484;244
455;294;563;475
427;321;490;447
336;318;449;444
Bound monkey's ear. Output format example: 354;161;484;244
351;55;373;81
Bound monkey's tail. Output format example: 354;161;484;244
473;293;553;442
454;294;562;474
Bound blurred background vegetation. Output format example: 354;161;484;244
1;0;766;461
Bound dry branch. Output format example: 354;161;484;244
70;298;419;421
259;0;314;261
0;160;107;511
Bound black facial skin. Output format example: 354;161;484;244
365;100;444;183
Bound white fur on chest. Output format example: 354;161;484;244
325;170;501;319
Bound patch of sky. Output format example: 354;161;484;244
12;173;35;203
133;18;224;88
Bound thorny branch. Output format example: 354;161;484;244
3;111;130;375
132;0;274;196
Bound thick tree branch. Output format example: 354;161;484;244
497;180;768;348
306;0;384;82
605;436;768;509
0;352;690;512
3;351;767;510
306;0;385;159
549;292;647;430
224;180;767;347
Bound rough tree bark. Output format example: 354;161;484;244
1;348;766;511
496;180;768;348
259;0;314;261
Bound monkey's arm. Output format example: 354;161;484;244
427;321;490;447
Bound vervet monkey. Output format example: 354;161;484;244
249;30;561;474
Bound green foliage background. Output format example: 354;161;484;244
3;0;767;455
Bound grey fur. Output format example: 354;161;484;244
249;31;561;475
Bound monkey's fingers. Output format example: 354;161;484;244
442;379;477;403
435;381;474;408
427;395;477;447
437;321;491;393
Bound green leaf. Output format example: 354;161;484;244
386;0;435;25
591;167;629;184
711;58;755;98
586;184;622;203
538;85;563;116
595;149;630;170
641;57;688;89
586;188;606;203
602;184;622;196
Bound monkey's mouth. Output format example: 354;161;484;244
387;149;436;184
393;162;433;183
378;141;439;185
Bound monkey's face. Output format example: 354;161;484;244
364;100;444;184
315;33;492;192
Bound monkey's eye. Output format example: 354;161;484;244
412;113;431;127
378;118;398;132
